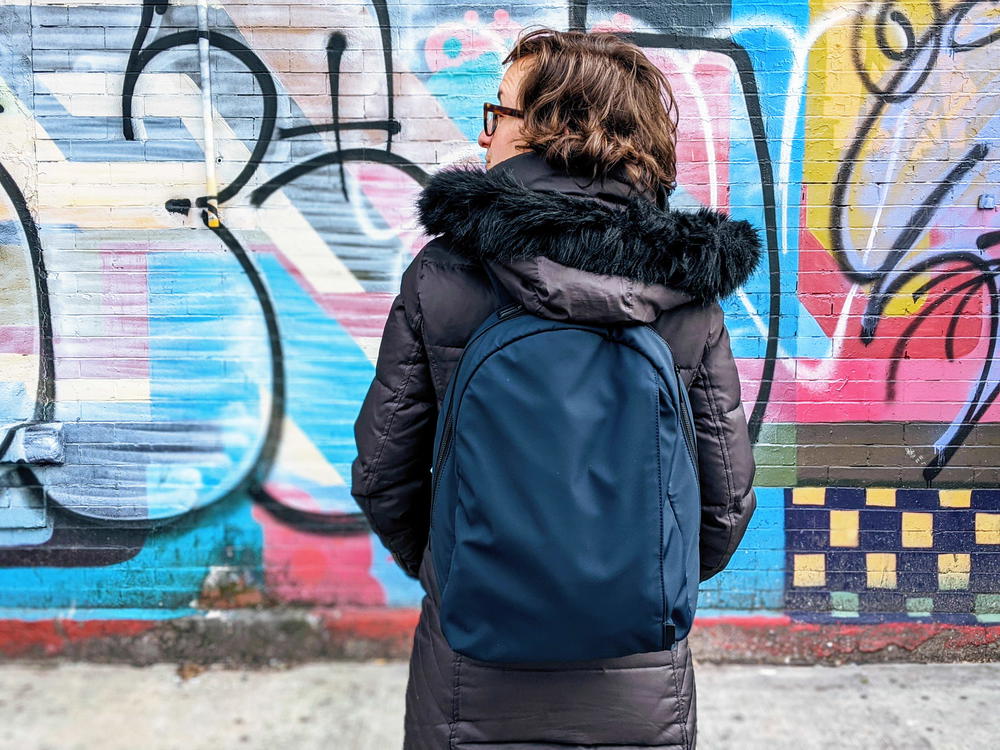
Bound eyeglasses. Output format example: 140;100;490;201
483;102;523;137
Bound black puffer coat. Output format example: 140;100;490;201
352;150;763;749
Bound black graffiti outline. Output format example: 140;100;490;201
0;161;147;565
276;32;402;203
121;3;433;533
119;3;785;530
212;22;430;531
565;0;780;444
123;0;168;122
0;161;55;420
250;147;428;206
830;0;1000;484
622;30;782;446
123;30;277;204
121;22;301;523
881;253;1000;479
253;21;429;205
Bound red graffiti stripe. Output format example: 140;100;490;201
0;620;157;657
1;616;996;661
319;607;420;642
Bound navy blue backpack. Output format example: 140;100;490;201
428;264;701;663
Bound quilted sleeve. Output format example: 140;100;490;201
351;251;437;579
688;304;758;582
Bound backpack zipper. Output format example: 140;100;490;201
430;304;524;517
674;364;700;483
430;413;454;507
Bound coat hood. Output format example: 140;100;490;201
415;150;763;323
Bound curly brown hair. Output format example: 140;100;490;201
502;27;679;198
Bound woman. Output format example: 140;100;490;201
352;27;761;749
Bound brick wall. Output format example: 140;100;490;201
0;0;998;656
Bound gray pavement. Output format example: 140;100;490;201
0;660;996;749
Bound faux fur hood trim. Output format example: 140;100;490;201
416;164;763;305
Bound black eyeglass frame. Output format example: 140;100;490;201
483;102;524;136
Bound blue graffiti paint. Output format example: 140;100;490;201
442;36;462;59
729;1;812;360
254;255;425;601
698;487;786;615
32;86;204;163
372;531;424;606
424;51;503;145
0;490;263;613
255;253;377;509
147;249;272;515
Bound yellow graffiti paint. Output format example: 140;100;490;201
803;1;960;260
882;273;933;316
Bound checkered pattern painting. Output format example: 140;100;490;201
785;488;1000;623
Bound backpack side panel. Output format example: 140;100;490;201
669;362;702;636
626;324;702;642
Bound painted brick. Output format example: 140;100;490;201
0;1;997;657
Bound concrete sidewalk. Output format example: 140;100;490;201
1;661;996;749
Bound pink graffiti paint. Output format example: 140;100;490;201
60;249;150;380
796;222;999;423
590;13;635;34
252;504;385;606
0;326;36;355
643;53;735;212
423;10;522;73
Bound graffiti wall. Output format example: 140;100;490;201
0;0;998;645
